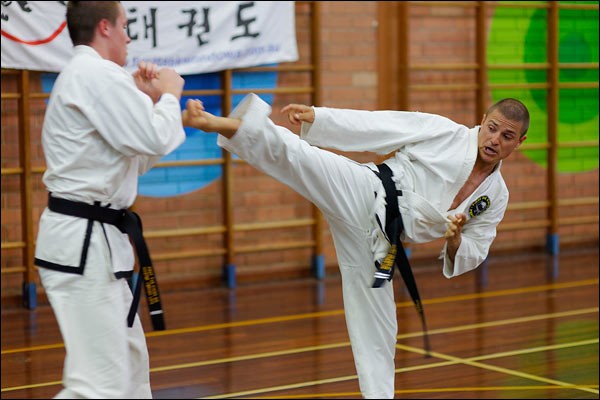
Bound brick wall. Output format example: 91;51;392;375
1;2;598;298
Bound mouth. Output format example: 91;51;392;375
482;146;498;156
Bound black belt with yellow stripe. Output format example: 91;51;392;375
47;194;165;331
373;163;431;355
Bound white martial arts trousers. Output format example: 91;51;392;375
219;94;398;399
38;223;152;399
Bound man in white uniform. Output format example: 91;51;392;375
183;94;529;399
34;2;186;398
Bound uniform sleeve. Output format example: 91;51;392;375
86;70;185;158
300;107;462;155
441;192;508;278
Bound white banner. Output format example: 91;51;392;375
1;1;298;74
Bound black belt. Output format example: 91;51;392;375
373;164;431;355
47;194;165;331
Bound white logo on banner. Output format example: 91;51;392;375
1;1;298;73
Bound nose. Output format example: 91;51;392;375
488;131;501;146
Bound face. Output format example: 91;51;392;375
106;4;131;66
477;110;527;165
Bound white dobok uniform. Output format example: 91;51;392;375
35;45;185;399
217;94;509;399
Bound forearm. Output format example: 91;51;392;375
445;236;461;263
211;116;241;139
182;101;241;139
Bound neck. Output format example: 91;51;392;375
88;39;110;61
473;155;498;177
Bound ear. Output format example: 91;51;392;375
97;18;111;38
517;134;527;148
480;113;487;126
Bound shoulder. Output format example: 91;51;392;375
68;46;131;82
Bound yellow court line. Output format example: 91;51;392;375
248;386;600;399
0;343;64;354
2;310;597;394
393;385;600;394
149;277;600;338
397;306;599;340
0;380;63;394
420;278;599;306
199;338;599;399
396;341;600;395
153;307;598;373
201;373;361;399
2;278;597;355
150;342;350;373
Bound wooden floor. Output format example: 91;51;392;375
1;246;598;399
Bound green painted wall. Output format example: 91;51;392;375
488;1;598;172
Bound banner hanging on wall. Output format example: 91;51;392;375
1;1;298;74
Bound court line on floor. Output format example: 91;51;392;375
199;338;599;399
2;307;597;393
395;340;600;395
244;385;600;399
2;278;597;355
149;307;600;373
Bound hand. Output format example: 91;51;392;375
445;213;466;261
182;99;211;130
136;60;159;80
133;61;161;102
152;67;184;100
183;99;241;138
445;213;466;240
280;103;315;125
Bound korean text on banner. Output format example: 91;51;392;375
1;1;299;74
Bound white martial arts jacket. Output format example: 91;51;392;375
301;107;509;278
35;46;185;276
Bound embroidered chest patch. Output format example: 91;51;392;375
469;195;491;217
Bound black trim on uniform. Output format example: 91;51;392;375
34;204;96;275
115;270;133;280
34;258;85;274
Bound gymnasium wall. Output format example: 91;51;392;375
1;2;598;298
